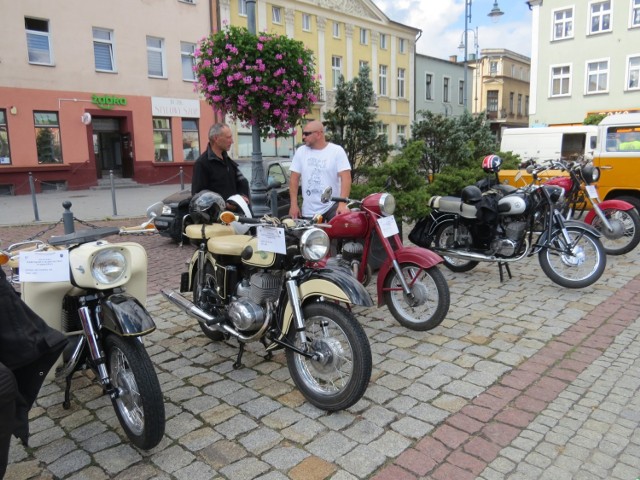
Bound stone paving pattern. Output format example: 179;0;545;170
2;220;639;480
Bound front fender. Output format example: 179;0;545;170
100;293;156;336
539;219;602;246
584;199;635;224
376;247;443;306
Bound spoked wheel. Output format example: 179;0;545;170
382;262;450;331
539;226;606;288
193;263;225;341
105;335;165;450
286;302;371;411
434;222;479;272
590;207;640;255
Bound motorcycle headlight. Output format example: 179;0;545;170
379;193;396;217
161;205;172;215
300;228;330;261
582;164;600;184
91;249;127;284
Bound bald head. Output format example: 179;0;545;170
302;120;327;149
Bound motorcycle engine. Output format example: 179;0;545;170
492;220;526;256
229;272;281;331
342;241;363;262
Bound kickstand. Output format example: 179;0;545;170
233;343;245;370
498;262;512;282
63;374;73;409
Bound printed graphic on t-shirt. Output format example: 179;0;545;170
306;156;327;198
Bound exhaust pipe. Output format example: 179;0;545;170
435;248;527;263
161;289;265;342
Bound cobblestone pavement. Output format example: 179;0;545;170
2;219;640;480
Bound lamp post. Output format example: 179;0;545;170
245;0;269;215
459;27;479;112
461;0;504;111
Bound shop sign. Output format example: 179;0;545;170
152;97;200;118
92;94;127;110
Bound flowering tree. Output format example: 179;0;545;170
194;25;320;138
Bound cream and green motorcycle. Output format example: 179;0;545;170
162;191;373;411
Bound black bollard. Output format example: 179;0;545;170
62;201;74;234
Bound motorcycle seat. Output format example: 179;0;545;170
430;196;478;219
208;235;253;256
185;223;234;240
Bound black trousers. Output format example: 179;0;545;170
0;363;17;479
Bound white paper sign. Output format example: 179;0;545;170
19;250;70;282
377;215;399;238
257;226;286;254
585;185;600;200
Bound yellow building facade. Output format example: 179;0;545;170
219;0;420;153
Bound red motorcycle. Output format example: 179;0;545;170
311;187;450;331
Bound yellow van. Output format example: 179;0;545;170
499;113;640;211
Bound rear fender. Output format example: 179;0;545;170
583;199;635;224
99;293;156;336
376;247;443;306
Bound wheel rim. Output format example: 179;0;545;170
388;265;438;326
545;233;601;281
592;210;636;250
110;346;145;436
437;225;474;268
292;315;353;395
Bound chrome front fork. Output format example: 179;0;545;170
285;276;309;347
78;305;112;391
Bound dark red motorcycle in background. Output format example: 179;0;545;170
310;187;450;332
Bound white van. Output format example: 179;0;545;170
500;125;598;162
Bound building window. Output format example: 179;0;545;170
93;28;115;72
25;17;53;65
397;68;405;98
397;125;406;146
147;36;166;78
552;7;574;40
181;42;196;81
332;56;342;88
525;95;530;115
425;73;433;100
182;119;199;161
632;0;640;27
586;59;609;93
360;28;368;45
458;80;464;105
487;90;499;112
509;92;514;114
359;60;369;74
517;94;523;115
302;14;311;31
627;55;640;90
377;124;388;137
238;0;247;16
34;112;62;164
380;33;387;49
551;64;571;96
489;61;499;75
272;6;282;24
589;1;612;34
399;38;406;53
0;110;11;165
379;65;387;96
333;21;340;38
153;117;173;162
443;77;450;103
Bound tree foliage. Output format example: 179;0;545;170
583;113;607;125
323;65;393;182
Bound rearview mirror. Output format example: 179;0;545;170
320;187;332;204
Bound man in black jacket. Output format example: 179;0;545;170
0;267;67;478
191;123;250;210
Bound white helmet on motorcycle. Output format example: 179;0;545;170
482;154;502;173
189;190;225;224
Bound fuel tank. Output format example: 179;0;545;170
327;210;369;238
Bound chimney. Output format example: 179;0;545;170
449;55;458;63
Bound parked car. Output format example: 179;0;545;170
153;157;292;242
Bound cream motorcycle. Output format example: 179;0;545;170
1;205;165;450
162;191;374;411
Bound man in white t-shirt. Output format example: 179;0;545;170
288;120;352;220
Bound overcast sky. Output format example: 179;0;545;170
375;0;533;60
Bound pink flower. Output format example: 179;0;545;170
257;43;263;51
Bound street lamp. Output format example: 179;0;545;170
245;0;269;215
461;0;504;111
458;27;479;112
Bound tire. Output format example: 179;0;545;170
617;195;640;213
193;262;225;341
286;302;372;412
433;222;479;272
105;335;165;450
589;207;640;255
382;263;450;331
538;226;606;288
